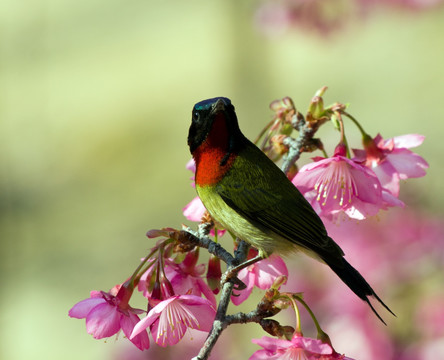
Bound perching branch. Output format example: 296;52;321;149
179;225;237;266
192;240;249;360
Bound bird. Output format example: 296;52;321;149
187;96;394;324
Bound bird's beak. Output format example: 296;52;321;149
211;98;226;114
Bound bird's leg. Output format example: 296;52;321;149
222;253;265;291
230;253;264;275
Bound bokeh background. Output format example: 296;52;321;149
1;1;443;359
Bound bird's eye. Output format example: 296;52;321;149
192;111;200;122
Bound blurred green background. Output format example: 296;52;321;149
1;1;443;359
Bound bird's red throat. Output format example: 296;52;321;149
193;114;237;186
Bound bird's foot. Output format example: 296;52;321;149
221;271;247;291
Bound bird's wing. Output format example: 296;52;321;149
216;145;344;261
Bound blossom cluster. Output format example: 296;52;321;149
69;245;218;351
292;133;427;221
69;231;296;354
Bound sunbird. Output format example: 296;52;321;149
187;97;394;323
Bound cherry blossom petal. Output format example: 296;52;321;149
392;134;425;148
120;312;150;350
292;335;333;354
250;335;333;359
254;255;288;290
252;335;293;351
85;302;121;339
385;149;429;179
195;277;217;308
231;270;255;305
183;196;206;222
371;160;400;196
381;189;405;209
186;158;196;173
68;297;106;319
134;295;215;346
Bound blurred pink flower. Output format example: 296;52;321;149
284;208;444;360
183;196;206;222
255;0;444;36
232;252;288;305
186;158;196;184
293;144;402;220
415;293;444;339
324;315;394;360
183;158;206;222
250;334;347;360
69;284;149;351
130;294;216;347
354;133;428;196
360;0;443;10
255;0;345;36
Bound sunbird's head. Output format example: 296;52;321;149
188;97;240;153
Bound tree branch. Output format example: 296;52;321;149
191;240;249;360
281;115;318;175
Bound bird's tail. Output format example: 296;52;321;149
326;256;395;325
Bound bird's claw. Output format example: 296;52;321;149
221;272;247;291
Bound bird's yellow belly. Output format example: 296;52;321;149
196;185;295;257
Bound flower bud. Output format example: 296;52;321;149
314;86;328;97
271;135;289;155
308;96;325;120
330;112;341;131
280;122;293;136
150;280;162;301
271;275;288;290
270;96;294;113
146;228;175;239
270;97;296;125
260;319;281;337
286;163;298;181
273;297;291;310
181;246;200;273
206;254;222;294
362;133;383;163
333;142;347;157
281;326;296;341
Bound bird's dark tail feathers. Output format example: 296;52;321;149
327;257;396;325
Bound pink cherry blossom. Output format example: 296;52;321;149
137;248;216;308
183;159;206;222
165;250;217;308
130;294;216;347
415;293;444;339
293;144;402;220
231;253;288;305
183;160;226;237
183;196;207;222
255;0;444;37
137;257;176;309
69;285;149;351
250;334;340;360
186;158;196;179
355;133;428;196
